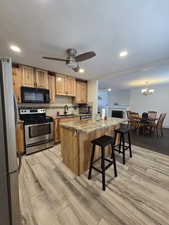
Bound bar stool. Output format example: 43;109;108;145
113;127;132;165
88;135;117;191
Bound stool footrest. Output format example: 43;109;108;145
91;166;102;173
93;157;101;164
91;158;115;173
114;146;130;152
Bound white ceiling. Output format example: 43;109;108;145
1;0;169;83
99;59;169;90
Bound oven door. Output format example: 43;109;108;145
25;122;54;145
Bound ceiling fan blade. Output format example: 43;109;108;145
75;51;96;62
42;56;67;62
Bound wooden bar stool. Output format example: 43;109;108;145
88;135;117;191
113;128;132;165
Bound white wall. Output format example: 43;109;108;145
98;89;108;112
130;84;169;128
88;80;98;117
108;90;130;108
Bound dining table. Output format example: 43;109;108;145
129;114;158;135
132;116;158;121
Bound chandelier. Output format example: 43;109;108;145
141;82;154;96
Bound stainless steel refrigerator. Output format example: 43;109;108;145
0;58;20;225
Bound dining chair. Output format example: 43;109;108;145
150;113;166;136
139;112;150;135
129;112;140;131
148;111;157;120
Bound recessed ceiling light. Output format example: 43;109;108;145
10;45;21;53
119;50;128;57
108;88;112;92
79;68;85;73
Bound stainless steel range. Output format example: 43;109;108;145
19;108;54;155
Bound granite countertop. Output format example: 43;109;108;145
54;114;80;119
17;120;24;124
54;114;92;119
60;117;127;133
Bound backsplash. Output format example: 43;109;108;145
46;106;79;118
18;95;79;118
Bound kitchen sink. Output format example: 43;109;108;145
59;114;76;117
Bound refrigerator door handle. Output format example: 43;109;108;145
13;95;19;126
14;94;23;173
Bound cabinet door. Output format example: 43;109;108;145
81;82;87;103
74;81;87;104
35;69;48;89
59;117;80;141
16;122;24;153
65;76;76;96
12;67;22;103
55;74;65;95
75;81;82;103
21;66;35;87
48;75;56;104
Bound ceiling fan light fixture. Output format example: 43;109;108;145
43;48;96;72
73;65;80;72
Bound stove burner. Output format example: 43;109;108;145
19;108;53;124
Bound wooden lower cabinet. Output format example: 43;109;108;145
16;122;25;154
54;119;60;143
60;124;120;175
54;117;80;143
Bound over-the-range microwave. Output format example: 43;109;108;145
21;86;50;104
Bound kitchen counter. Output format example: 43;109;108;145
54;113;92;119
60;117;126;133
54;114;80;119
17;120;24;124
60;117;126;175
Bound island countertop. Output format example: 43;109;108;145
60;117;127;133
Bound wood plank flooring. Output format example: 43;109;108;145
19;145;169;225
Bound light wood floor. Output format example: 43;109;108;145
19;145;169;225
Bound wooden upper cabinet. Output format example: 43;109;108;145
12;66;22;103
35;69;48;89
21;66;35;87
55;74;65;96
48;75;56;104
75;81;82;103
56;74;76;96
65;76;76;96
74;80;87;104
81;82;87;103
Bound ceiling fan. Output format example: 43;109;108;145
42;48;96;72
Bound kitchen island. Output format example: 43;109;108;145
60;118;127;175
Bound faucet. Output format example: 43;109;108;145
64;104;69;115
